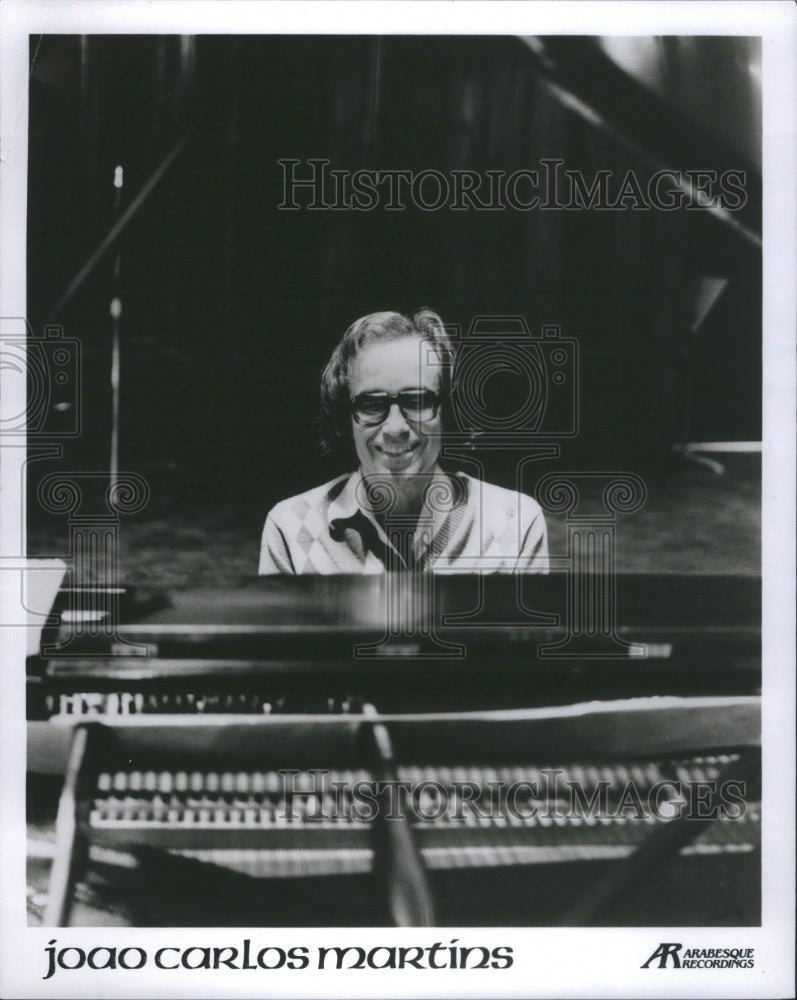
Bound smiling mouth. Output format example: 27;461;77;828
377;443;418;457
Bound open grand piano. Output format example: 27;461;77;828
27;573;761;927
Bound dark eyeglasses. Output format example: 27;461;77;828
351;390;441;426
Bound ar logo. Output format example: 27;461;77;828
641;943;683;969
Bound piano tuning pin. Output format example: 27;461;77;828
507;765;524;785
175;771;188;793
262;702;272;714
251;772;265;796
401;765;417;785
143;770;157;792
134;692;145;714
190;771;204;793
129;771;142;793
158;771;174;795
569;764;585;787
97;772;112;794
113;771;127;793
485;766;501;786
646;763;661;785
235;771;250;795
205;772;220;795
615;765;631;786
220;772;235;797
290;796;308;819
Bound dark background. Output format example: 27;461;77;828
27;34;761;517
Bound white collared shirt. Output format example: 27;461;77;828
259;468;548;574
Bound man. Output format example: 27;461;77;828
259;309;548;574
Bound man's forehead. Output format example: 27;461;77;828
350;336;442;386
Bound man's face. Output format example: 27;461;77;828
348;335;443;480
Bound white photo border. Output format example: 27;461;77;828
1;3;794;998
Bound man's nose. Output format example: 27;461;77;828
382;402;411;434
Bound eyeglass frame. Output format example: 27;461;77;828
350;389;443;426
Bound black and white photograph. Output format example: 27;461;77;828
1;2;794;998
